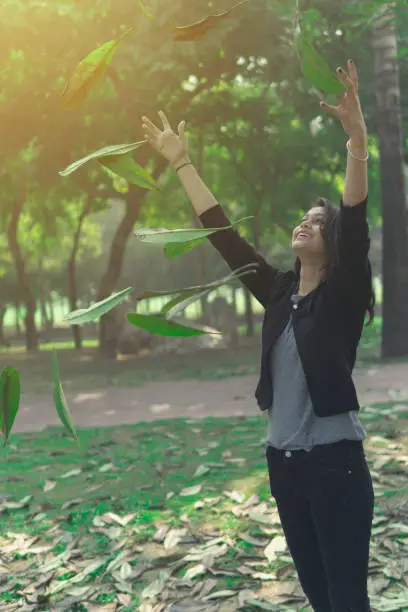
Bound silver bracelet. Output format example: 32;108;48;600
346;139;369;162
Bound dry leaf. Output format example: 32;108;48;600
60;469;82;479
163;528;187;550
172;0;248;41
180;485;202;497
43;480;56;493
264;536;287;562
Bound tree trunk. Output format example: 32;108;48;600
67;199;92;350
244;288;254;337
0;307;7;346
194;128;209;319
7;198;38;352
244;194;263;338
372;9;408;358
15;302;21;334
48;298;55;326
97;197;143;359
40;298;47;328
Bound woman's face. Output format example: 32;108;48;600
292;206;327;259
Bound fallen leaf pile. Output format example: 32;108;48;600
0;413;407;611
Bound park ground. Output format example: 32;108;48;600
1;322;408;611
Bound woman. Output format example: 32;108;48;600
142;59;374;612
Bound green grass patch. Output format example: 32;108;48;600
0;407;407;610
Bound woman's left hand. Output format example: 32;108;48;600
320;59;367;146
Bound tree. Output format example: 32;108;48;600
372;5;408;357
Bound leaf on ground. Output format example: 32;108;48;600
59;27;135;108
43;480;56;493
180;484;202;497
201;589;236;601
60;468;82;479
184;563;207;580
64;287;133;325
194;465;211;478
141;571;169;599
52;351;79;446
163;528;187;550
264;535;287;562
99;463;114;472
172;0;248;41
223;490;245;503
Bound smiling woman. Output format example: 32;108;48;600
142;59;375;612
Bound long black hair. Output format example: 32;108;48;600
294;197;375;326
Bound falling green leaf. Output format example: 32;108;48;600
59;26;135;109
99;154;159;190
297;34;343;95
164;237;207;258
59;141;146;177
126;313;221;337
137;263;258;306
163;288;211;319
137;0;153;19
0;367;20;446
134;215;253;245
52;351;79;446
64;287;133;325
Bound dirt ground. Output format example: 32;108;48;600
13;360;408;434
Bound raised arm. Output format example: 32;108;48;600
321;60;371;291
141;111;282;307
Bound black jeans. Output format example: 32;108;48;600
266;440;374;612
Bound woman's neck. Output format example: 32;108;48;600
298;262;326;296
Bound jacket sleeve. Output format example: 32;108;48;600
333;197;372;300
199;204;282;308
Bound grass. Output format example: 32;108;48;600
1;405;407;611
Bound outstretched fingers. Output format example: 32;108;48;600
158;110;171;131
320;100;340;116
177;120;186;139
336;65;355;92
142;115;161;136
347;59;359;91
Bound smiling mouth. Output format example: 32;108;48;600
296;232;311;240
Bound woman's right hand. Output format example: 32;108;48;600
142;111;189;169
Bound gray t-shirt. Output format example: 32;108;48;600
267;294;366;451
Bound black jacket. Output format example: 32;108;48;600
199;198;371;417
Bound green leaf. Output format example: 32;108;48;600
59;141;146;177
0;367;20;446
134;215;253;244
137;0;153;19
126;313;221;337
59;27;135;109
164;237;207;258
52;351;79;446
99;155;159;190
163;288;211;319
297;35;343;95
137;263;258;304
64;287;133;325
